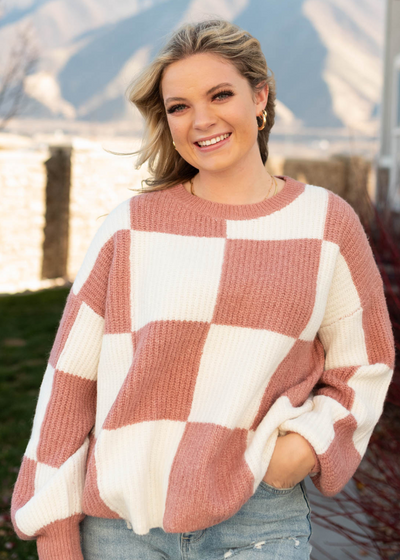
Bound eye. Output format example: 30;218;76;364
212;90;234;101
166;90;234;114
167;103;187;114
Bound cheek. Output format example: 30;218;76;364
224;104;257;137
167;113;192;135
167;117;181;139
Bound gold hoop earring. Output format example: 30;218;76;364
172;141;176;150
257;109;267;131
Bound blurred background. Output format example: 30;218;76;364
0;2;400;559
0;0;399;294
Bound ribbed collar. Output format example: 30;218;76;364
165;175;304;220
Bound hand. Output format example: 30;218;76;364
262;432;316;489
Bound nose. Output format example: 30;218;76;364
192;105;216;131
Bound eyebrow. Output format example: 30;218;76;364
164;82;234;105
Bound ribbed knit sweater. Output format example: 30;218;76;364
11;175;396;560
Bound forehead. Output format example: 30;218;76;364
161;53;245;97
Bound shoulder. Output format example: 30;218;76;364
90;186;179;243
301;180;362;247
129;186;175;210
84;196;133;254
103;196;132;228
129;185;179;223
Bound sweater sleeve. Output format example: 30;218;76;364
278;198;396;497
10;204;122;559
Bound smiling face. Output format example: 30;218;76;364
161;52;268;175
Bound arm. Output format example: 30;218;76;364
278;197;396;497
10;199;130;559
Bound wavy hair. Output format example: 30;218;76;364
126;19;276;193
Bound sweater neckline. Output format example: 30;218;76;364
165;175;304;220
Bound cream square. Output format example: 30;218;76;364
96;420;186;533
73;199;131;296
34;461;58;493
15;438;89;537
319;251;361;329
300;239;340;341
318;310;368;369
25;363;55;462
57;301;104;380
226;184;328;241
188;323;296;429
95;333;134;437
349;363;393;456
130;231;226;330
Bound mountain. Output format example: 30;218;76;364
0;0;385;132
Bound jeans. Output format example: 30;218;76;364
79;479;313;559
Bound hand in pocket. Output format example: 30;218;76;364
262;433;316;489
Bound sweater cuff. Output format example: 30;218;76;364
307;443;321;476
36;514;84;560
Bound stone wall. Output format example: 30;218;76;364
0;148;48;293
0;143;376;294
68;140;149;278
280;155;375;220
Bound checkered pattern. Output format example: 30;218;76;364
11;176;395;559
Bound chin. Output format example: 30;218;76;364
185;146;238;172
193;157;237;174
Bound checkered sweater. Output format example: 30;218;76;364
11;175;395;560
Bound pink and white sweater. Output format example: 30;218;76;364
11;175;396;559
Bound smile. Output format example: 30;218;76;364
195;133;232;150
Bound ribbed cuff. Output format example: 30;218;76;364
308;444;321;475
36;514;84;560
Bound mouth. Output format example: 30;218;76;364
194;132;232;151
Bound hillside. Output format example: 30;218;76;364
0;0;385;132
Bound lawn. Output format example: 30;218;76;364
0;286;70;560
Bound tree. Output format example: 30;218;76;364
0;6;38;130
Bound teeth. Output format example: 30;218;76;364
198;133;229;147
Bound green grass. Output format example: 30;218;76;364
0;286;70;560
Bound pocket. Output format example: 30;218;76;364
299;480;313;542
259;480;298;494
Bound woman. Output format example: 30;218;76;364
11;19;395;560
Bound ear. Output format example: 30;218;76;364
255;82;269;115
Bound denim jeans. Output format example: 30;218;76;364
79;479;313;559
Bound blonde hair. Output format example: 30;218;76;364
127;19;276;193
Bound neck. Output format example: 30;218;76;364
190;148;276;204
